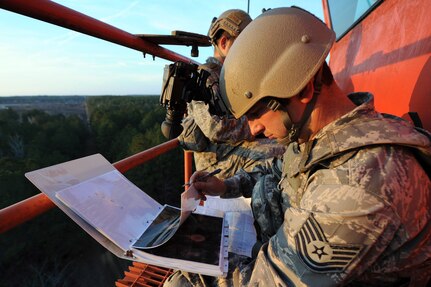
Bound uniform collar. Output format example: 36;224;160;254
206;56;223;67
314;92;376;140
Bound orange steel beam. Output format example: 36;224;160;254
0;193;56;234
321;0;332;30
0;0;195;64
183;151;194;190
114;139;179;173
0;139;180;234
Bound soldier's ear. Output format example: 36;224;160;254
219;35;228;49
299;81;314;104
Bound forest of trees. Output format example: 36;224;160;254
0;96;184;286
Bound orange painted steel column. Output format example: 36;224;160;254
0;139;179;233
0;0;195;64
328;0;431;131
184;151;194;189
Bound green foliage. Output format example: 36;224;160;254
0;108;90;165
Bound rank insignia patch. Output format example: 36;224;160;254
294;214;362;273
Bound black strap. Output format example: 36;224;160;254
408;112;423;128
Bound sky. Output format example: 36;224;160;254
0;1;323;96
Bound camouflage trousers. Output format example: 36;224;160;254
163;253;254;287
194;138;285;179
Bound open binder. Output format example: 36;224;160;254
25;154;230;277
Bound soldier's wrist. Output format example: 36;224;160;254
222;177;241;198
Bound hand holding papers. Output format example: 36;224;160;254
180;184;203;224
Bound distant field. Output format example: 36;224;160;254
0;95;87;120
0;95;157;122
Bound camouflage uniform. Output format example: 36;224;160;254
178;57;285;179
165;93;431;286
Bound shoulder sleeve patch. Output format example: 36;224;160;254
294;214;362;273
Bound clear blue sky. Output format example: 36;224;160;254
0;1;323;96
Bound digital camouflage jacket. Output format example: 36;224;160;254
223;93;431;286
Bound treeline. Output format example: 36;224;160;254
0;96;184;286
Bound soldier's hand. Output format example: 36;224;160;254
190;170;226;199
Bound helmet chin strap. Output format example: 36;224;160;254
270;67;323;145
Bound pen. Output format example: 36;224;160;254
182;168;222;187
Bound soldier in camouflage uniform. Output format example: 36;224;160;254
178;9;285;179
165;7;431;287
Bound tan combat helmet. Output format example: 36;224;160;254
220;7;336;118
208;9;252;44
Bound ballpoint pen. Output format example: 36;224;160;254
182;168;222;187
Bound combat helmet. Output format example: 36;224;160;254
220;7;336;118
208;9;252;44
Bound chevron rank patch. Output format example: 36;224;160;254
294;214;362;273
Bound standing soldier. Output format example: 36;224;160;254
178;9;285;179
167;7;431;287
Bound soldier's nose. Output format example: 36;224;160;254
248;120;264;136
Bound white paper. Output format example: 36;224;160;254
56;170;162;250
196;196;257;257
